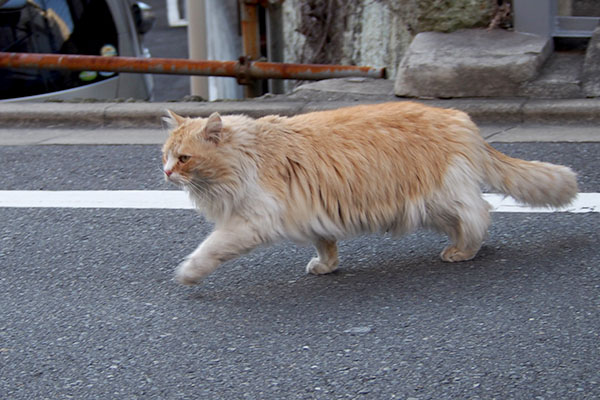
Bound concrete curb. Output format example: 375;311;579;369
2;98;600;128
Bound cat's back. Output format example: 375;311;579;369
254;101;482;206
287;102;471;133
265;102;480;156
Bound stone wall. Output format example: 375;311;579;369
282;0;497;80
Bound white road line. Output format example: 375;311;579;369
483;193;598;213
0;191;598;213
0;190;193;209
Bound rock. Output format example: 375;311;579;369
395;29;553;98
282;0;494;85
582;26;600;97
415;0;494;32
521;52;584;99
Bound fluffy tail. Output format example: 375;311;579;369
482;143;578;208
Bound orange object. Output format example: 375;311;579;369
0;52;387;83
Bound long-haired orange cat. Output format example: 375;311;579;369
162;102;577;285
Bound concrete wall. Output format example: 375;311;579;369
282;0;496;80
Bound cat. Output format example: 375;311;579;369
162;102;578;285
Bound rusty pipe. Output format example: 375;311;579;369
239;1;261;97
240;2;260;61
0;52;387;81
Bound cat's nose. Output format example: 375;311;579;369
164;170;173;177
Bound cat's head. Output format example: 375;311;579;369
162;111;237;192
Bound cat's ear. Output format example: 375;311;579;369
163;110;187;129
203;112;223;144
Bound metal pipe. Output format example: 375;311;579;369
0;52;387;82
239;1;262;97
240;1;260;60
266;1;285;94
249;60;386;80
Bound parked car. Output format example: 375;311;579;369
0;0;155;101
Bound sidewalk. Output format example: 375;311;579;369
1;79;599;140
2;124;599;146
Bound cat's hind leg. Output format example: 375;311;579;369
429;193;491;263
441;196;490;262
306;238;339;275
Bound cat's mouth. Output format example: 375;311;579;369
164;171;185;186
165;172;207;195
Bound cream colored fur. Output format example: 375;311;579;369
161;102;578;285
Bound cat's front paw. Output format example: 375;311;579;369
174;258;211;286
306;257;338;275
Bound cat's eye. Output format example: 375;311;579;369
178;155;191;163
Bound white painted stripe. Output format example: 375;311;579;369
482;193;598;213
0;190;194;209
0;191;598;213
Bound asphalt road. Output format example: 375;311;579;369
1;142;599;399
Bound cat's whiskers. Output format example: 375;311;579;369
157;167;171;187
184;177;212;199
